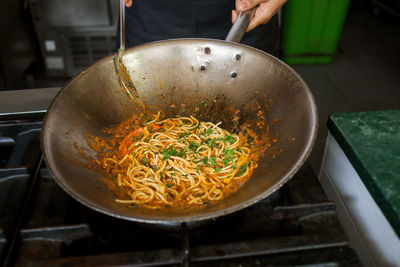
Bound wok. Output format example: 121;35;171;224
41;38;317;224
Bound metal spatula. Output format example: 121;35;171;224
114;0;137;101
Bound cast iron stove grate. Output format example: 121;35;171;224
0;112;361;266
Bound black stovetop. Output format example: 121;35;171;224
0;112;361;266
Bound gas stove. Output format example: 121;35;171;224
0;89;361;266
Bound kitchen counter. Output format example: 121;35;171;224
319;109;400;266
328;110;400;236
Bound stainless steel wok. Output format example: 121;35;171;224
41;38;318;224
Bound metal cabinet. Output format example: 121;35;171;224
29;0;119;77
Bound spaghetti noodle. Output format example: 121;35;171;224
98;112;257;210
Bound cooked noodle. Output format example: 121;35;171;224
99;112;256;210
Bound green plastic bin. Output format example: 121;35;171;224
281;0;351;64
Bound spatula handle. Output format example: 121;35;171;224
120;0;126;51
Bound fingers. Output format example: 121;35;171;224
232;0;264;26
236;0;265;12
232;10;239;24
244;0;287;32
124;0;132;7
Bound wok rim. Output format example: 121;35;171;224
41;38;318;224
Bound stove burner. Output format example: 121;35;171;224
0;114;361;266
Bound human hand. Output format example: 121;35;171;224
125;0;132;8
232;0;287;32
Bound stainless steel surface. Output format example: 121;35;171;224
0;88;60;115
42;39;318;224
114;0;137;101
119;0;125;51
225;7;257;43
28;0;118;77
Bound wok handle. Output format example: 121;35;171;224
225;7;257;43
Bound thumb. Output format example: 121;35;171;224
125;0;132;7
236;0;264;12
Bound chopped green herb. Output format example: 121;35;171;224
232;164;236;169
195;193;202;197
222;159;228;167
215;167;222;173
130;136;135;142
213;99;217;103
227;135;236;144
202;156;208;165
177;149;186;157
166;183;174;188
210;156;217;167
141;157;149;166
199;132;205;136
162;148;178;160
211;139;217;148
196;166;200;172
224;149;235;157
204;138;216;148
131;123;135;128
159;128;166;132
223;149;235;167
181;132;191;137
189;142;199;151
238;162;250;175
206;128;213;134
223;135;236;144
223;157;233;167
203;102;208;107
